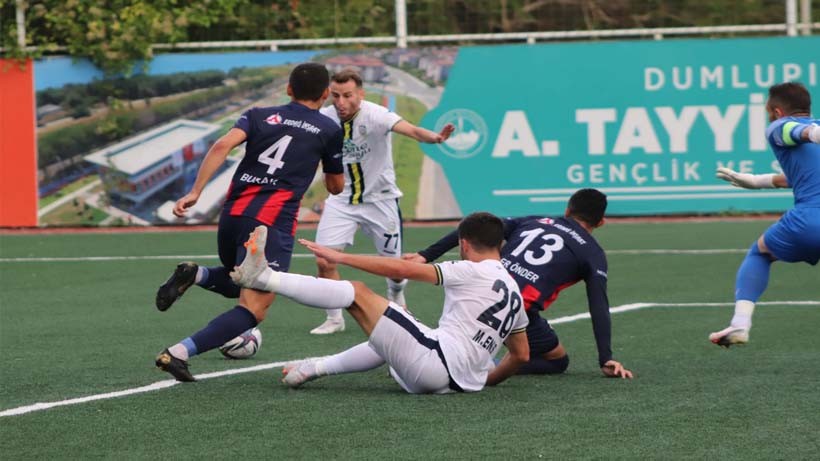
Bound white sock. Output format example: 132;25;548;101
325;309;343;321
259;269;355;310
316;342;385;376
730;300;755;329
168;343;189;361
194;266;207;285
387;278;407;294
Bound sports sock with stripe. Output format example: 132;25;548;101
197;266;241;298
174;306;258;358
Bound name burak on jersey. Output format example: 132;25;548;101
240;174;279;185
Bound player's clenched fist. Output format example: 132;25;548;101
173;192;200;217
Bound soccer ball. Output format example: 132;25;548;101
219;327;262;359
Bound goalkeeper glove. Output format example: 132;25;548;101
716;167;775;189
808;125;820;144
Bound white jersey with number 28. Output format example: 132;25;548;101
432;259;528;392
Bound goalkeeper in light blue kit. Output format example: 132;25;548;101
710;82;820;347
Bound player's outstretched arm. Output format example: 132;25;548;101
173;128;246;217
486;331;529;386
299;239;439;284
716;167;788;190
392;120;455;144
410;229;460;263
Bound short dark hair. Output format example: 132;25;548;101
457;212;504;252
567;188;607;226
768;82;811;115
289;62;330;101
330;68;364;88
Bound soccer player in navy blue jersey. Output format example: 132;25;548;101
412;188;632;378
278;189;632;388
709;82;820;347
154;63;345;381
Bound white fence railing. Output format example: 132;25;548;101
6;0;816;53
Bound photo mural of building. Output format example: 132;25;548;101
84;119;220;206
325;55;389;82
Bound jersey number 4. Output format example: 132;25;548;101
258;135;292;175
509;228;565;266
477;280;522;339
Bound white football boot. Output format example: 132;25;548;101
229;226;270;290
309;316;345;335
709;326;750;348
282;359;321;388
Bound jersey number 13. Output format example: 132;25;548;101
510;228;565;266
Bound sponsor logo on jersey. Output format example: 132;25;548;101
537;218;554;225
266;113;283;125
342;139;370;162
435;108;487;159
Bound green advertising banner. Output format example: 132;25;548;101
422;36;820;216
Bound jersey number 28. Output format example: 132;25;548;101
477;280;522;339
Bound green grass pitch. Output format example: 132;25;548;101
1;220;818;459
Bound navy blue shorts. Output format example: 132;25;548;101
526;311;560;355
217;214;294;272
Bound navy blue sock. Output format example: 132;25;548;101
187;306;258;357
197;266;241;299
735;242;773;302
517;354;570;375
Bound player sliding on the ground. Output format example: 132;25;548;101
279;189;632;388
231;212;530;394
710;82;820;348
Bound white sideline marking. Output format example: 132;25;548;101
2;301;818;418
0;359;299;417
548;300;820;325
0;249;749;263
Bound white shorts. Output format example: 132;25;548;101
316;198;402;256
368;305;455;394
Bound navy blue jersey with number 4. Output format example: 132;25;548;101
225;102;343;234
